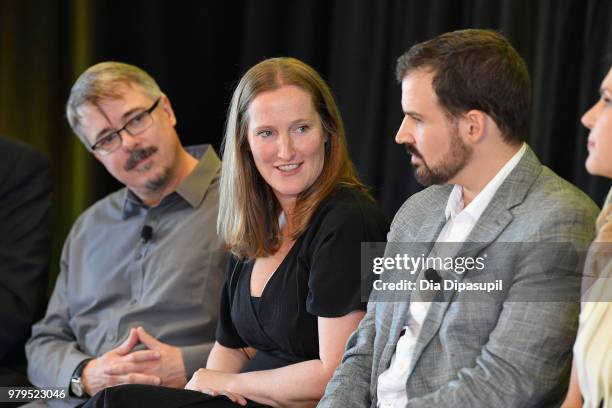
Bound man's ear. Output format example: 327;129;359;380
461;109;487;144
159;94;177;127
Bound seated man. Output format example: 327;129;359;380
25;62;227;407
319;29;599;407
0;137;52;388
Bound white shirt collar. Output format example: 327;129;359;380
445;143;527;222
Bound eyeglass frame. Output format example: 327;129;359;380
89;98;161;155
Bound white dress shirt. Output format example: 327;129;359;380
376;143;527;407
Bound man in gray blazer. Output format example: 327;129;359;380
319;29;599;407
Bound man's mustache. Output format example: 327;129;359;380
124;146;158;171
404;144;422;160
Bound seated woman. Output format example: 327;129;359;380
81;57;388;408
561;65;612;408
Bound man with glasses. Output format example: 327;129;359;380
25;62;227;406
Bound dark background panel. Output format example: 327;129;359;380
0;0;611;284
83;0;612;214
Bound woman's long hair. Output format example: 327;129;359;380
218;57;369;259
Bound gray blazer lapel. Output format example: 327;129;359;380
405;145;543;381
375;301;409;378
461;145;542;253
388;185;450;244
378;189;449;378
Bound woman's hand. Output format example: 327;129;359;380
185;368;248;406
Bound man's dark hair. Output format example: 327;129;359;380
396;29;531;144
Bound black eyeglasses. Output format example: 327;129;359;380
90;98;160;155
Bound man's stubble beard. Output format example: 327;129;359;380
411;126;473;186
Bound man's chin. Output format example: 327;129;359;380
144;168;170;192
413;166;433;187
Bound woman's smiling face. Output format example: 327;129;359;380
246;85;327;211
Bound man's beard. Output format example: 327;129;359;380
124;145;170;192
407;127;473;186
144;167;170;192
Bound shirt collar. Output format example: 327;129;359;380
121;144;220;219
176;145;221;207
445;142;527;222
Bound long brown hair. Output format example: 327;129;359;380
218;57;369;258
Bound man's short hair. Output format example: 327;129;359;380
66;61;163;145
396;29;531;144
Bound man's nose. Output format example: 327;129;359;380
395;117;414;145
120;131;141;151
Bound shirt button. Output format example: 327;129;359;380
135;253;142;260
107;332;116;341
129;299;137;306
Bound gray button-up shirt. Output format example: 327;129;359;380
26;145;227;405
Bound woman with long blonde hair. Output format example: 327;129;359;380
562;65;612;408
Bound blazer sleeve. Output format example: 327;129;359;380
0;141;52;361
